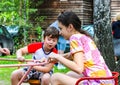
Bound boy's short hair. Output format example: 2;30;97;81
44;26;59;39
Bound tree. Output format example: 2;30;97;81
93;0;116;71
0;0;20;25
0;0;44;50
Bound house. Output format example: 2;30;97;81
31;0;120;29
111;0;120;21
29;0;120;42
32;0;93;29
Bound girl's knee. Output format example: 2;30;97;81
41;73;51;85
53;73;62;76
51;73;62;80
50;73;63;85
41;73;50;81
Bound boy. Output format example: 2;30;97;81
11;26;59;85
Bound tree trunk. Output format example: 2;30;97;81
93;0;116;71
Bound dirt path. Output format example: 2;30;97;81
21;83;30;85
0;80;30;85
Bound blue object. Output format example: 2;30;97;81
50;20;67;51
81;25;94;37
50;21;60;31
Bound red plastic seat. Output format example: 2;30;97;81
75;72;119;85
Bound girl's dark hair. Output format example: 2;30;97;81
57;11;92;38
44;26;59;39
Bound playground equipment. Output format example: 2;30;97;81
0;58;119;85
0;58;48;85
75;71;119;85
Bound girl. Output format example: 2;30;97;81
48;11;114;85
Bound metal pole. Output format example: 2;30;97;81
17;66;33;85
0;62;48;68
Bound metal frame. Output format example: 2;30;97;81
75;72;119;85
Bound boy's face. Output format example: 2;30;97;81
44;35;58;50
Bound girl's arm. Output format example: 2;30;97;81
61;52;72;59
49;52;84;74
32;62;55;73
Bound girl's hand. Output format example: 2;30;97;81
49;52;58;59
48;52;59;63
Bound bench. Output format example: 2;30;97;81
75;72;119;85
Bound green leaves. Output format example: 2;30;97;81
0;0;19;25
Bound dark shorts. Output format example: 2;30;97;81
23;67;53;81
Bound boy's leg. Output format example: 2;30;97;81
41;73;51;85
11;69;24;85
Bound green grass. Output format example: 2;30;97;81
0;55;17;85
0;68;16;85
0;54;69;85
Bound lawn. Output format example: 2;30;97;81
0;55;20;85
0;54;69;85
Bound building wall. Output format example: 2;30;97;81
37;0;93;29
31;0;120;28
111;0;120;20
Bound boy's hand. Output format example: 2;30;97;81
17;56;25;62
39;58;47;63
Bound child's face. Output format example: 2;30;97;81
44;36;58;50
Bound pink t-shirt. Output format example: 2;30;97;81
70;34;114;84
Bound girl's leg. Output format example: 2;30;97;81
41;73;51;85
11;69;24;85
50;73;78;85
66;71;84;78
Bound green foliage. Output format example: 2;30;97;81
0;0;20;25
35;26;43;41
0;0;45;50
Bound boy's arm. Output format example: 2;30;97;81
16;46;28;62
